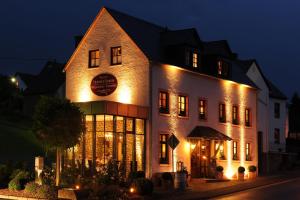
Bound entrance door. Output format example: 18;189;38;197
191;140;211;178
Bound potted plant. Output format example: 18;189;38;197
248;165;257;179
161;172;173;190
238;166;245;181
215;166;223;180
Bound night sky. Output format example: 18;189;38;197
1;0;299;98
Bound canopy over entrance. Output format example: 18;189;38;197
187;126;232;141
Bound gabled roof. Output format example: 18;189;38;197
202;40;234;58
230;60;258;88
265;79;287;100
24;61;65;95
15;72;36;86
160;28;201;47
106;7;165;61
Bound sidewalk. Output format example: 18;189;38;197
148;170;300;200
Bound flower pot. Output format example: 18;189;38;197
238;172;244;181
216;171;223;180
174;172;186;190
248;171;256;179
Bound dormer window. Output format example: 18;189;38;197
217;60;229;77
192;52;198;68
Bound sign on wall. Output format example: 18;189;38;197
91;73;118;96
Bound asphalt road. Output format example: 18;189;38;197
212;177;300;200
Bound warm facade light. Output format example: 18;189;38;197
117;85;132;104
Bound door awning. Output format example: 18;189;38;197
187;126;232;141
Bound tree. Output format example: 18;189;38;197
32;96;85;186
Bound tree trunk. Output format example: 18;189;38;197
56;147;61;186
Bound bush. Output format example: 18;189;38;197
60;167;80;187
40;166;55;186
132;178;153;196
216;166;224;172
162;172;173;181
36;185;57;200
24;182;39;194
248;165;257;172
238;166;245;173
8;170;30;191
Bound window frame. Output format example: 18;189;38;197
217;60;229;77
199;98;207;120
89;49;100;68
232;105;239;125
245;108;251;127
111;46;122;65
233;141;238;160
159;91;169;114
219;103;226;123
159;134;169;164
178;95;188;117
246;143;251;161
192;52;198;68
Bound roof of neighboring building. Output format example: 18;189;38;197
265;78;287;100
24;61;65;95
187;126;232;141
15;72;37;86
230;61;258;88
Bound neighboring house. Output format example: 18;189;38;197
16;61;65;116
64;7;261;179
238;60;288;173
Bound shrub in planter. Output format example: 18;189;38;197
215;166;224;180
161;172;173;190
132;178;153;196
36;185;57;200
238;166;245;181
248;165;257;172
248;165;257;179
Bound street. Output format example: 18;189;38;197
212;177;300;200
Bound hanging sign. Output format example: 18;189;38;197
168;134;180;150
91;73;118;96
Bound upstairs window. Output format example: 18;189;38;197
111;47;122;65
178;95;188;117
232;105;239;125
274;103;280;118
233;141;238;160
246;143;251;161
274;128;280;144
199;99;207;120
89;50;100;68
219;103;226;123
159;91;169;114
217;60;229;77
192;52;198;68
159;134;169;164
245;108;251;127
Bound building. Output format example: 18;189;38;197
64;7;261;179
16;61;65;116
238;60;288;173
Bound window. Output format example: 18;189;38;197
232;105;239;125
246;143;251;161
193;52;198;68
217;60;229;76
89;50;100;68
274;128;280;144
185;50;190;66
159;91;169;114
199;99;207;120
215;142;225;160
233;141;238;160
178;95;188;117
245;108;251;127
111;47;122;65
274;103;280;118
160;134;169;164
219;103;226;123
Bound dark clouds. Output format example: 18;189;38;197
0;0;299;98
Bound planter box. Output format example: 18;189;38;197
216;172;223;180
174;172;187;190
238;173;244;181
248;171;257;179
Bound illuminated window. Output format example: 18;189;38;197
160;134;169;164
178;95;188;117
199;99;207;120
274;103;280;118
193;52;198;68
274;128;280;144
217;60;229;76
159;91;169;114
245;108;251;127
232;105;239;125
233;141;238;160
89;50;100;68
215;142;225;160
219;103;226;123
111;47;122;65
246;143;251;161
